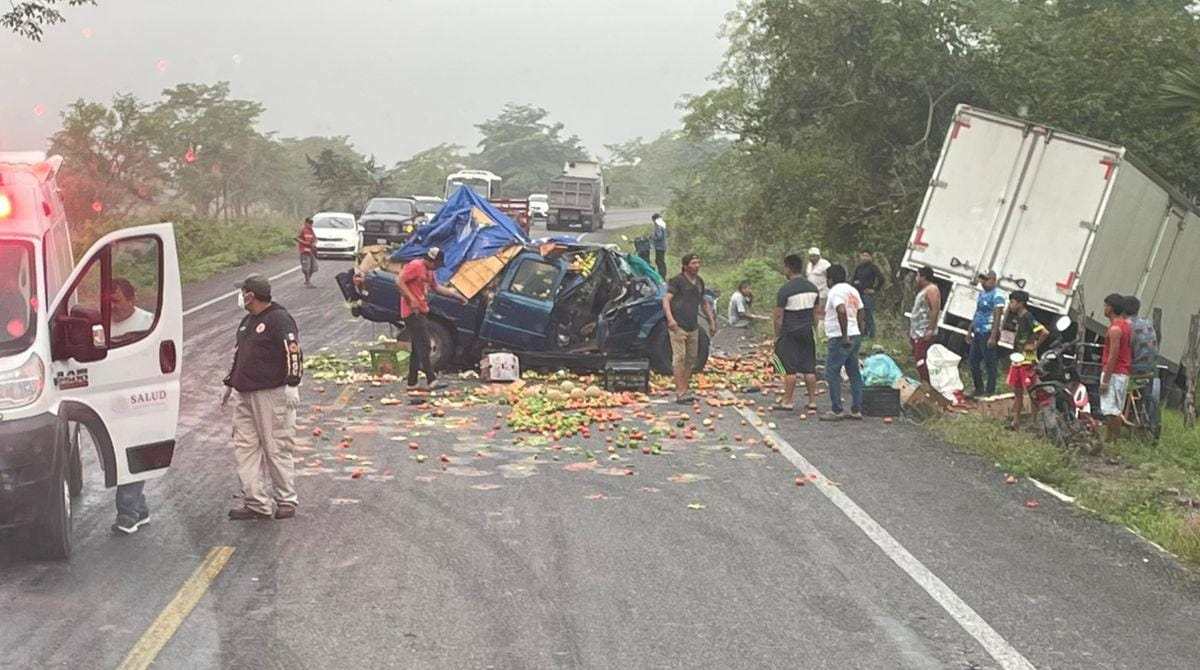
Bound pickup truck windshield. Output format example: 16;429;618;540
0;241;37;357
363;199;415;216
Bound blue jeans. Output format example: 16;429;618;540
861;293;877;339
967;333;998;395
115;481;148;521
825;336;864;414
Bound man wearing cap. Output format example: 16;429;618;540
221;274;304;520
397;247;468;391
966;270;1006;398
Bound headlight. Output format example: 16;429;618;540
404;224;414;234
0;352;46;411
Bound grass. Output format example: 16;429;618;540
927;406;1200;564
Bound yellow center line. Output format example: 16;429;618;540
117;545;235;670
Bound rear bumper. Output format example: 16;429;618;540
0;413;58;529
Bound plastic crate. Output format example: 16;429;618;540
604;359;650;393
368;343;410;377
863;387;901;417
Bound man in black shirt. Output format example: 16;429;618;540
852;250;885;339
221;274;304;520
663;253;717;403
773;254;820;411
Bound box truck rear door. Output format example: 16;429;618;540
990;134;1117;311
906;108;1032;280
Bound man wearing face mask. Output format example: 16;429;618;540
221;274;304;520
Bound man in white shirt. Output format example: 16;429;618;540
806;247;831;295
107;278;156;535
821;264;866;421
727;280;754;328
110;277;155;338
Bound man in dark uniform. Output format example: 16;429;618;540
221;274;304;520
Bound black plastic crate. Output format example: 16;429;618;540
862;387;901;417
604;359;650;393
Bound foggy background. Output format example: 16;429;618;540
0;0;736;162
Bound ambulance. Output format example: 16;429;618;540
0;152;182;559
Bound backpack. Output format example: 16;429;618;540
1129;317;1159;376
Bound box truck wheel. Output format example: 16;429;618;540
31;422;73;560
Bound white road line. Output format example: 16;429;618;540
731;399;1036;670
182;266;301;317
1028;478;1076;503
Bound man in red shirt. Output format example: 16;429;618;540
1100;293;1133;442
295;217;318;287
397;247;467;390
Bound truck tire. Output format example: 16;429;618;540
428;319;454;372
647;323;711;375
67;423;83;498
31;421;73;560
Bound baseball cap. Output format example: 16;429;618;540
977;269;997;280
426;246;446;265
808;247;821;256
234;274;271;299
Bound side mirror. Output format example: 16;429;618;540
1054;315;1072;332
1009;351;1025;364
53;310;108;363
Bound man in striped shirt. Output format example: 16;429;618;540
773;254;820;411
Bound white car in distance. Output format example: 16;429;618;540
311;212;359;259
528;193;549;221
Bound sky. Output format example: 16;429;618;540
0;0;737;164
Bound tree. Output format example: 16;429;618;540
2;0;94;41
474;104;588;196
390;143;466;198
674;0;1200;269
603;131;729;208
150;82;271;219
306;149;392;214
49;94;166;223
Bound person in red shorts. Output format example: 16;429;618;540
1006;290;1048;430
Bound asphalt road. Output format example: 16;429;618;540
2;209;1199;669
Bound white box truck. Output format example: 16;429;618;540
902;105;1200;395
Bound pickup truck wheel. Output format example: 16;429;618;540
30;422;73;560
695;328;711;372
428;320;454;371
67;423;83;498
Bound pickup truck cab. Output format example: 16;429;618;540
0;153;183;559
338;244;708;374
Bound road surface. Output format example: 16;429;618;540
2;210;1198;669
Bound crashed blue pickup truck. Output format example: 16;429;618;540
336;188;709;373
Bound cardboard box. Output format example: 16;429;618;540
970;393;1016;421
481;352;520;382
896;378;951;418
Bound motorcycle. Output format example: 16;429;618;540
1010;315;1102;454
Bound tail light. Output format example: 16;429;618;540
0;192;13;220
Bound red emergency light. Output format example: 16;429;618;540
0;192;13;220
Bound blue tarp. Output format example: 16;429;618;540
390;186;531;282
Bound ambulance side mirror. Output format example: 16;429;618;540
52;308;108;363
